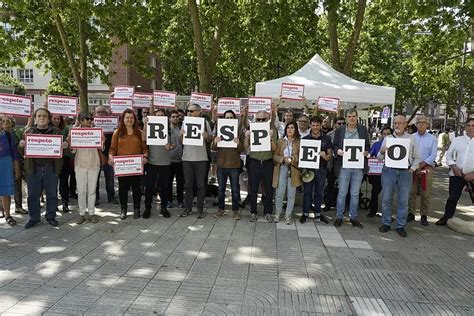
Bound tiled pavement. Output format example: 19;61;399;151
0;167;473;315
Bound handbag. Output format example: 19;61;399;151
97;149;108;166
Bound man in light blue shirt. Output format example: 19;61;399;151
408;116;437;226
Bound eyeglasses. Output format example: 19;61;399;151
298;120;308;123
187;110;196;113
83;117;93;121
256;118;266;122
171;116;179;118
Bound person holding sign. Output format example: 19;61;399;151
377;115;420;237
244;110;278;222
436;118;474;226
142;108;176;219
109;109;149;220
19;108;68;229
366;126;392;218
179;104;213;218
273;122;301;224
333;109;370;228
70;112;105;224
211;110;244;220
299;116;333;225
408;116;437;226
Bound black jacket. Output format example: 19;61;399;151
332;124;370;175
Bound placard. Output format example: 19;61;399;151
133;92;153;108
70;128;103;149
24;134;63;158
114;86;134;99
47;95;78;116
94;116;118;134
381;106;391;124
281;83;305;101
146;116;168;146
217;98;241;115
0;93;32;117
248;97;272;114
317;97;339;113
153;90;177;108
385;137;410;169
113;155;143;177
298;139;321;169
342;139;365;169
217;119;238;148
250;122;270;152
110;98;133;115
368;158;384;175
182;116;205;146
190;93;212;111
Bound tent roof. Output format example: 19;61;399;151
255;54;395;109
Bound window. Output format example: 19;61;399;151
0;69;14;78
18;69;34;83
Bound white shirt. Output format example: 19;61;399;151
446;134;474;175
299;128;310;138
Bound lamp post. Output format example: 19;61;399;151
455;42;469;135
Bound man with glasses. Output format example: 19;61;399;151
179;104;213;218
408;116;437;226
323;117;345;211
244;110;278;222
168;110;185;209
94;106;118;205
297;114;310;138
367;126;392;218
378;115;420;237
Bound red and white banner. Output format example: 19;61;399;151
0;93;32;117
113;155;144;177
94;116;118;134
317;97;339;113
153;90;176;108
69;128;103;149
281;83;305;101
190;92;212;111
110;98;133;115
113;86;134;99
47;95;78;116
248;97;272;114
217;98;241;115
368;158;384;175
24;134;63;158
133;92;153;108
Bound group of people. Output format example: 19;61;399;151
0;101;472;238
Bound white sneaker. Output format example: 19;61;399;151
285;215;291;225
274;213;281;223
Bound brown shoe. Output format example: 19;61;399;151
89;215;99;223
233;211;241;220
214;210;225;218
76;215;87;225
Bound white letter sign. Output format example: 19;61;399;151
110;98;133;115
70;128;103;149
94;116;118;134
47;95;78;116
190;92;212;112
146;116;168;146
281;83;305;100
153;90;177;108
24;134;63;158
133;92;153;108
0;93;31;117
250;122;270;152
114;86;134;99
342;139;365;169
317;97;339;113
113;155;143;177
298;139;321;169
385;138;410;169
248;97;272;114
182;116;204;146
217;98;241;115
217;119;238;148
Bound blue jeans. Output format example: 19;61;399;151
217;167;240;211
381;167;412;228
303;168;327;215
27;164;58;222
336;168;364;219
275;165;297;216
96;164;115;201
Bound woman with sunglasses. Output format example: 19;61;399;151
273;122;302;224
71;112;105;224
109;109;148;220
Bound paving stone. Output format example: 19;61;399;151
345;240;373;249
350;296;391;315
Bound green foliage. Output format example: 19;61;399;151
0;73;26;95
45;78;78;97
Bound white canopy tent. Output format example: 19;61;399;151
255;54;396;113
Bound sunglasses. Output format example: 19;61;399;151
336;122;345;125
187;110;196;113
256;118;267;122
171;116;179;118
83;117;93;121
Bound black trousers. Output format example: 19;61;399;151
118;175;142;210
59;157;76;203
145;164;171;210
368;175;382;214
183;161;207;210
248;158;273;215
169;162;184;203
324;169;337;208
443;176;467;218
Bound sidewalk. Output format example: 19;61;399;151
0;167;472;315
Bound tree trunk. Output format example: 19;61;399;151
342;0;367;75
78;18;88;112
188;0;210;93
407;103;426;124
207;0;227;82
326;0;342;72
